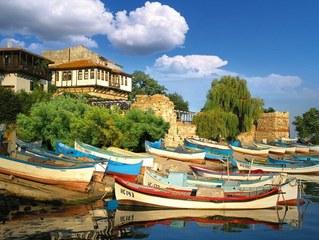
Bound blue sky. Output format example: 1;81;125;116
0;0;318;125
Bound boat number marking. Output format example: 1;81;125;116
120;188;135;198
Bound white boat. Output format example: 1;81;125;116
294;144;310;153
190;165;276;181
230;145;269;156
235;158;319;175
254;143;286;154
142;169;297;205
115;177;281;209
145;140;206;163
310;145;319;153
74;140;145;165
0;154;95;192
143;168;286;190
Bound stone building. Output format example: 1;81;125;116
255;111;290;143
42;45;132;100
237;111;290;145
0;48;52;92
132;94;196;147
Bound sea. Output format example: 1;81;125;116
1;176;319;240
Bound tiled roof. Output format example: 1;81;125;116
50;59;132;77
49;59;110;71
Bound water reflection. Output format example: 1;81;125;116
2;177;319;240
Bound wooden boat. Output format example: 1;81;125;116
190;165;276;181
56;142;142;182
115;177;280;209
294;144;310;153
75;140;146;166
142;169;298;205
0;154;95;192
184;137;232;156
235;158;319;175
145;140;205;164
254;143;286;154
310;145;319;153
230;144;269;156
107;146;154;167
143;169;285;190
114;206;300;229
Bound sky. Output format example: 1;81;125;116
0;0;318;127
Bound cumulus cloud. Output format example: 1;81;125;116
247;73;302;94
0;0;111;48
0;38;25;48
0;1;188;54
107;1;188;54
150;54;228;78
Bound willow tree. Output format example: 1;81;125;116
203;76;263;133
193;109;239;141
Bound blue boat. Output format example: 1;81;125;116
56;142;142;181
184;137;233;156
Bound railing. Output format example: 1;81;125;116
175;110;196;123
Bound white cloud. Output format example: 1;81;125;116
0;0;111;47
106;1;188;54
150;54;228;78
0;38;25;48
0;1;188;54
247;73;302;94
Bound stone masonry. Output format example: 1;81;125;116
255;112;290;143
238;112;290;145
132;94;196;147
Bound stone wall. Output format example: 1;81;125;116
42;45;122;71
255;112;290;143
238;111;290;145
132;94;196;147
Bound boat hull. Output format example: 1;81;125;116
0;155;94;192
145;141;205;163
230;145;269;156
235;159;319;175
115;178;280;209
184;138;232;156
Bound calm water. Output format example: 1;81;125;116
1;176;319;240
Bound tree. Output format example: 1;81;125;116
129;71;167;100
293;108;319;144
193;109;239;141
264;107;276;113
17;96;169;151
0;87;22;124
203;76;263;133
167;92;189;111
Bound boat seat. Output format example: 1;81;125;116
222;181;240;192
196;187;224;198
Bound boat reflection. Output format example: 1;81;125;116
0;197;304;240
113;205;303;232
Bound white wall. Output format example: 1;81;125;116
0;73;49;92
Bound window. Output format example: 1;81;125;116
97;69;100;79
120;76;123;85
90;69;95;79
62;71;72;81
30;81;34;91
125;77;127;86
55;71;59;82
102;70;105;80
78;70;83;80
84;69;88;79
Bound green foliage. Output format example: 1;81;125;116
203;76;263;133
264;107;276;113
17;96;169;151
293;108;319;144
0;87;22;124
129;71;167;100
117;108;169;151
193;109;239;141
167;92;189;111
